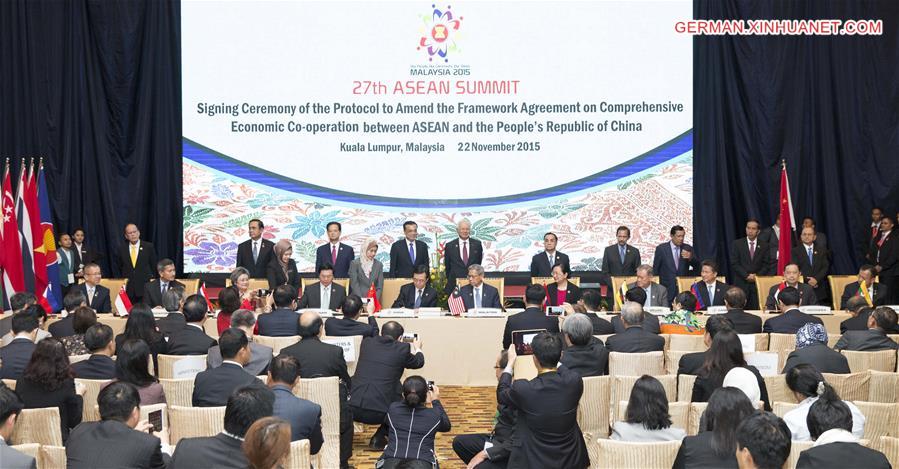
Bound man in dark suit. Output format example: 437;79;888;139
297;264;347;311
652;225;700;304
207;309;274;376
461;264;502;310
498;332;590;469
0;313;38;380
834;306;899;351
443;219;483;293
349;321;425;450
257;285;300;337
280;312;353;468
501;285;561;350
791;227;830;306
868;216;898;304
0;386;37;469
48;290;86;339
66;382;168;469
166;295;217;355
694;260;729;310
192;328;258;407
580;290;614;334
840;265;890;309
324;295;378;337
529;232;569;277
142;259;184;308
677;316;734;375
800;217;828;251
764;263;818;310
155;288;186;338
117;224;158;303
389;221;429;278
169;384;274;469
860;207;884;263
610;288;662;334
267;356;323;452
762;287;823;334
730;219;773;310
606;302;665;353
840;296;876;334
601;225;641;276
721;287;763;334
315;221;355;278
235;219;275;279
71;228;102;273
560;313;609;377
71;324;116;380
391;265;438;309
75;263;111;314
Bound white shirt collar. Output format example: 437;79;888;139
330;242;340;248
188;323;204;330
222;360;243;368
814;428;858;447
804;243;814;249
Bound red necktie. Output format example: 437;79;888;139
331;245;337;264
878;233;889;248
873;226;879;239
462;241;469;265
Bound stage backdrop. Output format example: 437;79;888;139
182;0;694;273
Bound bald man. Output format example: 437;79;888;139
117;223;158;303
443;219;483;293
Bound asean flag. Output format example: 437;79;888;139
36;167;61;311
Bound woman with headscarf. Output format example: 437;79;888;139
781;322;851;375
348;238;384;299
266;239;300;291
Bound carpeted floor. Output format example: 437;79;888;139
349;386;496;468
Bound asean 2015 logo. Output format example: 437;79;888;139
417;4;463;62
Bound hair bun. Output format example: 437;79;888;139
816;381;826;396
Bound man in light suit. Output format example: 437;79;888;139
601;225;641;276
389;221;430;278
0;386;37;469
192;328;258;407
764;263;817;310
791;227;830;306
315;221;355;278
652;225;699;304
730;219;773;310
267;356;323;452
208;309;274;376
530;232;569;277
460;264;502;310
76;263;111;314
142;258;185;308
840;264;889;309
834;306;899;352
297;265;347;311
116;224;158;303
694;260;729;310
235;219;275;279
257;285;300;337
627;264;668;308
391;265;438;309
443;219;483;293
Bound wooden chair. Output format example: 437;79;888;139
840;350;898;373
254;335;299;355
159;378;195;408
321;335;363;376
293;376;340;469
75;378;111;421
868;371;899;403
676;374;697;402
610;276;660;311
381;278;411;307
667;334;707;352
593;439;681;469
743;333;770;352
768;333;797;354
609;351;664;376
455;277;506;304
853;401;899;440
753;276;803;311
300;278;349;292
675;276;726;294
531;277;580;286
168;405;225;445
879;436;899;469
286;439;312;469
611;375;677;423
824;372;871;402
156;354;207;379
10;407;63;446
98;278;128;315
179;278;201;297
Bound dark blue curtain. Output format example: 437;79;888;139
0;0;182;275
693;0;899;278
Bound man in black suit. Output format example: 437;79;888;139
729;219;773;309
461;264;502;310
840;296;876;334
695;260;729;310
791;227;830;306
297;264;347;311
155;288;186;338
267;356;323;452
142;259;184;308
840;264;890;310
798;398;892;469
117;224;158;303
166;295;217;355
71;324;116;379
324;295;378;337
349;320;425;450
71;227;102;272
800;217;828;251
315;221;355;278
762;287;823;334
443;219;483;294
560;313;609;377
860;207;884;263
758;214;794;266
677;316;734;375
834;306;899;352
501;285;561;350
48;290;86;339
529;232;569;277
452;351;517;468
257;285;300;337
169;384;274;469
764;263;818;310
610;288;662;334
652;225;700;304
601;225;641;276
735;412;792;469
868;216;898;304
192;328;258;407
279;311;353;468
498;332;590;469
235;219;275;279
0;313;38;380
391;265;438;309
66;382;168;469
721;287;763;334
389;220;429;278
606;302;666;353
75;263;111;314
581;290;614;334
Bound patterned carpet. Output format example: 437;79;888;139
349;386;497;468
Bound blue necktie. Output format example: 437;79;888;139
408;242;415;263
807;247;813;267
619;245;626;264
414;290;422;309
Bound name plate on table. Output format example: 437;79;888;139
706;306;728;315
298;308;335;318
377;308;416;318
416;307;443;317
745;352;779;376
321;337;356;363
463;308;505;318
645;307;671;316
799;305;832;315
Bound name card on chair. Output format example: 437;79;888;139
463;308;505;318
377;308;416;318
798;305;832;315
645;307;671;316
745;352;779;376
321;337;356;363
738;334;757;353
172;356;207;379
706;306;728;315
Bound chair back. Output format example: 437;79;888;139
179;278;201;297
745;333;770;351
578;376;611;441
300;278;349;292
593;439;681;469
611;375;677;423
381;278;411;307
840;350;898;373
763;374;793;404
98;278;128;315
75;378;111;421
823;371;871;402
753;276;803;311
609;351;664;376
159;378;195;408
157;354;207;379
610;276;659;311
254;335;300;355
687;402;706;435
286;439;312;469
676;374;697;402
293;376;341;469
667;334;707;352
531;277;580;286
10;407;63;446
828;275;859;311
768;333;796;354
784;440;814;469
664;350;692;375
1;378;16;390
852;401;899;440
41;445;67;469
868;370;899;403
772;401;799;418
167;405;225;445
879;436;899;469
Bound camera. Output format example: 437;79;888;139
401;333;418;343
256;288;271;297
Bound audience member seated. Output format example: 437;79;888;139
839;296;880;334
722;367;762;406
559;313;608;377
267;355;323;452
228;267;263;313
215;286;243;336
155;287;186;338
1;292;38;340
1;302;50;346
452;351;516;469
48;290;87;339
498;332;589;468
0;384;36;469
242;417;292;469
673;387;755;469
501;284;561;350
377;376;451;469
580;289;614;334
839;264;889;309
795;391;891;469
762;287;823;334
735;411;792;469
257;285;300;337
0;312;39;380
350;320;425;450
166;295;217;355
108;339;166;405
297;263;347;311
208;309;273;376
66;382;168;469
460;264;502;310
694;260;729;309
15;338;84;441
782;323;850;375
115;304;168;373
391;265;437;309
764;264;817;311
782;364;865;441
691;329;770;410
606;302;665;353
611;375;686;442
325;294;378;337
610;287;662;334
544;262;581;306
678;315;734;375
722;287;763;334
77;263;111;313
71;324;117;379
169;383;274;469
60;306;97;356
833;305;899;351
663;291;702;330
142;258;184;309
193;328;257;407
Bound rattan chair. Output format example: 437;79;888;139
167;405;225;445
609;352;665;377
592;439;681;469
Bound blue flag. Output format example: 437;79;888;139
38;169;61;311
